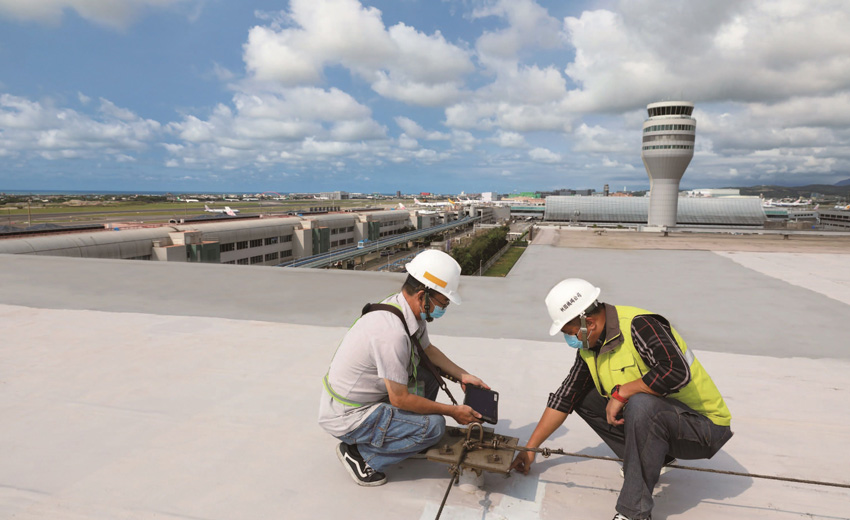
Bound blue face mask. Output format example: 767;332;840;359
421;306;446;321
564;333;583;349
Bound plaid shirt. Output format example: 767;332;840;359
547;306;691;414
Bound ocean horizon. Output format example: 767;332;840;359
1;190;400;196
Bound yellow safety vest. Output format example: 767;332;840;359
579;305;731;427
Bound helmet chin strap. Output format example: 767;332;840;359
579;313;589;349
423;292;434;322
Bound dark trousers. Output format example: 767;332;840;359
575;390;733;519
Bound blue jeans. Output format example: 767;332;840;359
576;391;733;519
337;367;445;472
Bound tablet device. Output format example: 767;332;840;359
463;385;499;424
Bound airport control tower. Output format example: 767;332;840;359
641;101;696;227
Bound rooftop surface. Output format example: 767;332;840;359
1;227;849;519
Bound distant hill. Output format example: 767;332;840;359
733;184;850;199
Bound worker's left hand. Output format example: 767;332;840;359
460;373;490;392
606;397;626;426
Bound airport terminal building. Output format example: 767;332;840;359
0;210;424;266
543;196;767;227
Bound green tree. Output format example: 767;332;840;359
450;225;509;274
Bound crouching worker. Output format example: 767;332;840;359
319;250;489;486
510;278;733;520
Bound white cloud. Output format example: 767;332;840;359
387;23;473;84
0;0;193;28
395;116;425;138
301;138;366;156
169;88;380;149
601;157;634;170
371;72;465;108
330;119;386;141
394;116;450;140
211;62;235;82
493;131;526;148
398;134;419;150
562;1;850;112
164;87;391;169
0;93;159;160
572;123;634;154
529;147;561;163
445;65;574;132
242;0;473;107
748;93;850;129
450;130;477;152
99;98;137;121
473;0;563;71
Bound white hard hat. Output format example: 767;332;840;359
544;278;601;336
405;249;463;304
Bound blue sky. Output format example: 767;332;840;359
2;0;850;194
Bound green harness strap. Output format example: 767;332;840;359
322;302;419;408
322;373;367;408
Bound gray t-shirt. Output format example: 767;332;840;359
318;293;430;437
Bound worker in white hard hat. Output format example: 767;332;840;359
510;278;733;520
319;249;489;487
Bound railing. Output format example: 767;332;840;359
281;216;480;269
477;241;512;275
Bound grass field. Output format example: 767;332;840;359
1;199;394;215
483;246;526;277
0;199;406;225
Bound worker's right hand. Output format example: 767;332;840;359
451;405;482;425
510;451;535;475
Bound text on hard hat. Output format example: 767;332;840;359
560;292;582;313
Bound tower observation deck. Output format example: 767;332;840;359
641;101;696;227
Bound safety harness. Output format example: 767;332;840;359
322;302;458;408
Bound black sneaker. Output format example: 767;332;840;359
336;442;387;487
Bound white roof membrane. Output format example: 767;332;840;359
1;229;848;519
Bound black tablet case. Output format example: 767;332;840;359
463;386;499;424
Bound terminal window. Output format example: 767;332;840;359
250;255;263;264
237;241;248;250
220;243;235;253
249;239;263;248
264;237;278;245
642;144;693;150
